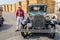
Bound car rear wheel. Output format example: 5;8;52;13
0;22;3;26
0;17;4;26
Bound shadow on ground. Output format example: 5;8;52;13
30;33;49;38
54;32;60;40
24;33;60;40
23;33;51;39
0;24;12;31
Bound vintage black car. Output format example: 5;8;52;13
21;4;57;39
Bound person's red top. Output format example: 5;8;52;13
16;8;24;19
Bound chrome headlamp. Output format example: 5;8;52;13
45;16;50;20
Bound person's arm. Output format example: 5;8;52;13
23;11;24;19
23;10;25;19
22;9;24;19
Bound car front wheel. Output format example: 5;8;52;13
49;33;55;39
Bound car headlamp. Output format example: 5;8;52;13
45;16;50;20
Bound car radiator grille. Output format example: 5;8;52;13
33;15;46;29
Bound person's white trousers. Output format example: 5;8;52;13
16;16;23;30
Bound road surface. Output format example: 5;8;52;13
0;12;60;40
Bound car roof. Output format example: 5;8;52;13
28;4;47;7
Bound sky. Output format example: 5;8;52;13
0;0;60;5
0;0;21;5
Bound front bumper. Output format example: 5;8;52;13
21;29;55;33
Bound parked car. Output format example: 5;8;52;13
0;5;4;26
21;4;56;39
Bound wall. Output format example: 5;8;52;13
2;2;21;12
22;0;29;13
2;0;55;13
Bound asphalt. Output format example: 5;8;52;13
0;12;60;40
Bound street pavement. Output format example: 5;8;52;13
0;12;60;40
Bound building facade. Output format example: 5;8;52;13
2;0;55;13
2;2;21;12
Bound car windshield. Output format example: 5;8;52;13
29;6;47;12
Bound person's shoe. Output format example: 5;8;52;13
15;30;19;32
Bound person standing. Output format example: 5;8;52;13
16;6;24;31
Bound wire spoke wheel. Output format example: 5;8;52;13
21;25;31;38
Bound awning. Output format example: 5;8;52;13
0;0;21;5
